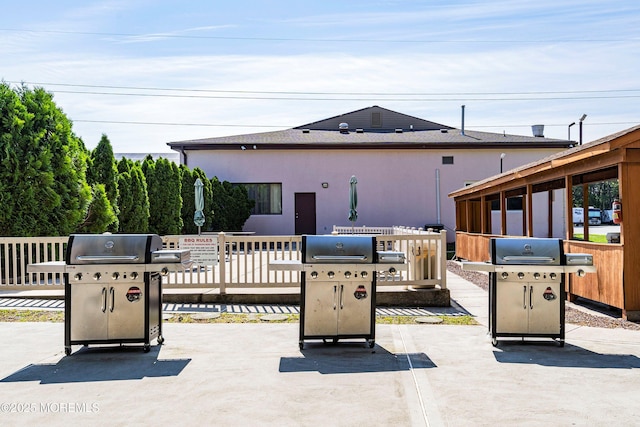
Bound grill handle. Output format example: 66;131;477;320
102;287;107;313
333;285;337;310
109;287;115;312
530;286;534;310
311;255;368;261
339;285;344;309
76;255;140;262
501;256;556;264
523;286;527;309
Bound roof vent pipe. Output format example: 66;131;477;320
461;105;465;136
532;124;544;137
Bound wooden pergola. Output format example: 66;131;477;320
449;125;640;321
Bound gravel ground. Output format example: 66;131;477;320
447;260;640;330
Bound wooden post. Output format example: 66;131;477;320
565;176;573;240
218;231;226;295
480;195;487;234
500;191;507;235
547;190;553;238
526;184;533;237
583;183;589;242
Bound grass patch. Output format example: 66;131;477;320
0;309;64;322
573;234;608;243
376;315;478;325
0;310;478;326
165;313;300;323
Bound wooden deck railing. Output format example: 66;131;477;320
2;227;447;293
454;231;625;311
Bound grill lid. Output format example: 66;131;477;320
66;234;163;265
490;238;563;265
302;235;375;264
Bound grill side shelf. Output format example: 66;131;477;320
27;261;67;274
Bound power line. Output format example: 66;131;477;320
74;119;638;129
10;80;640;97
30;88;640;102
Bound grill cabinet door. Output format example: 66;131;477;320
527;282;561;334
70;283;108;341
303;283;338;336
107;283;145;340
495;282;529;334
337;282;372;335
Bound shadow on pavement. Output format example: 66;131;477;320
1;345;191;384
493;341;640;369
279;342;436;374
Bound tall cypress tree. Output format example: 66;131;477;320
144;157;182;235
117;163;149;233
0;83;91;236
86;134;119;232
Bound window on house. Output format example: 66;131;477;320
243;183;282;215
442;156;454;165
371;112;382;128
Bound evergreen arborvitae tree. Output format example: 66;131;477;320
210;177;254;231
226;181;254;231
180;165;196;234
117;156;133;174
117;163;149;233
144;157;182;235
77;184;117;233
0;83;91;236
85;135;119;232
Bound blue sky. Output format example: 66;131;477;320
2;0;639;153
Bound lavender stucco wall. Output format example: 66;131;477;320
185;147;565;239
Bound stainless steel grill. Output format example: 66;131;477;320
297;235;405;350
463;237;595;347
29;233;191;355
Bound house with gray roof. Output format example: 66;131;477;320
168;106;573;239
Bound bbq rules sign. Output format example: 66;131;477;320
179;236;218;266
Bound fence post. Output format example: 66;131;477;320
439;230;447;289
218;231;227;295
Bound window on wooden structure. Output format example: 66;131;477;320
371;112;382;128
491;196;523;211
243;183;282;215
442;156;454;165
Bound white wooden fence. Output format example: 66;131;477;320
1;227;446;294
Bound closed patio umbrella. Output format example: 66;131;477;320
348;175;358;233
194;178;205;235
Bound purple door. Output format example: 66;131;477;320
295;193;316;235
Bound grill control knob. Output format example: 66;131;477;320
360;271;368;278
517;272;525;280
549;272;557;280
344;271;351;279
533;272;541;280
327;271;335;279
310;271;318;279
74;273;82;281
501;272;509;279
161;267;169;276
388;267;397;274
131;272;139;280
112;272;120;280
93;272;101;281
